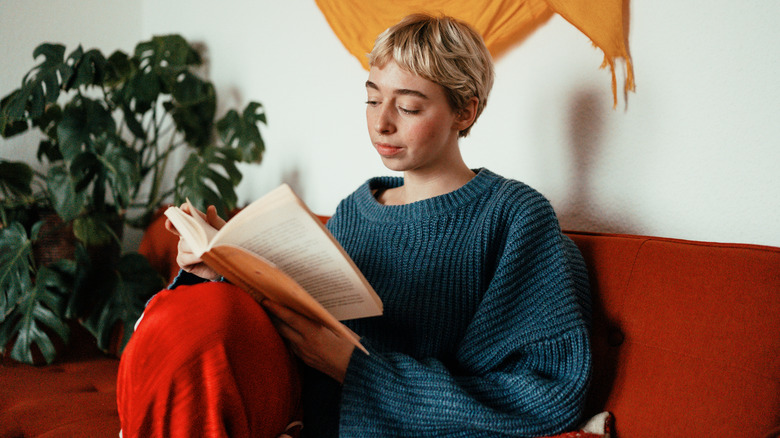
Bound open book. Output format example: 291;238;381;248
164;184;383;353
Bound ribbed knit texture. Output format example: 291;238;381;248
303;169;592;437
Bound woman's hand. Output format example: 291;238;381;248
165;203;227;280
262;300;355;383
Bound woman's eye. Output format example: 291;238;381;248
399;107;420;115
365;100;379;107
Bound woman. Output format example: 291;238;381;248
118;13;591;438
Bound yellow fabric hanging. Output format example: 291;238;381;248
545;0;635;106
314;0;634;106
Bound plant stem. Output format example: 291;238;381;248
146;106;172;211
93;173;107;213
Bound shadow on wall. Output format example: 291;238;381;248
557;89;641;236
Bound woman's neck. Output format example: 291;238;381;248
377;161;475;205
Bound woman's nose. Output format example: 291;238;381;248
374;104;395;134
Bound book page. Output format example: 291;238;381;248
210;198;382;321
164;206;211;255
163;200;222;257
217;184;294;235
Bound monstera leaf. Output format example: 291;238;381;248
0;263;74;364
56;96;116;162
0;91;29;137
217;101;267;163
100;137;140;208
120;34;204;122
0;222;35;321
77;252;163;353
63;46;109;91
174;145;242;216
0;43;111;139
72;213;122;247
166;79;216;149
46;164;88;222
0;222;75;364
0;160;34;198
1;44;68;127
134;34;200;80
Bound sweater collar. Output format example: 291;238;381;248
354;168;500;222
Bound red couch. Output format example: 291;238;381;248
2;214;779;437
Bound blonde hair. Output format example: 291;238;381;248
368;13;495;137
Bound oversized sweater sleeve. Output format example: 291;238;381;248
338;201;592;437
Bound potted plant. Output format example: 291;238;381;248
0;35;267;364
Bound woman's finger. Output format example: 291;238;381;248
181;202;208;221
164;218;181;236
206;205;227;230
262;300;311;331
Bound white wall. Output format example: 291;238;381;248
0;0;142;167
2;1;778;247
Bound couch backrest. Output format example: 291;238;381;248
567;231;780;438
139;209;182;283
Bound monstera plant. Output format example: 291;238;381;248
0;35;266;364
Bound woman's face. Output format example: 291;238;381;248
365;61;465;174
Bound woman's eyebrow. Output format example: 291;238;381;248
365;80;429;99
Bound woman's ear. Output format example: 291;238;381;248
455;97;479;132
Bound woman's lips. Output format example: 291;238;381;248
375;143;403;156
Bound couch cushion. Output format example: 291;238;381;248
0;335;120;437
568;231;780;437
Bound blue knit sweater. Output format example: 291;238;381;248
302;168;592;437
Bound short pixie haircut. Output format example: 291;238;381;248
368;13;495;137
